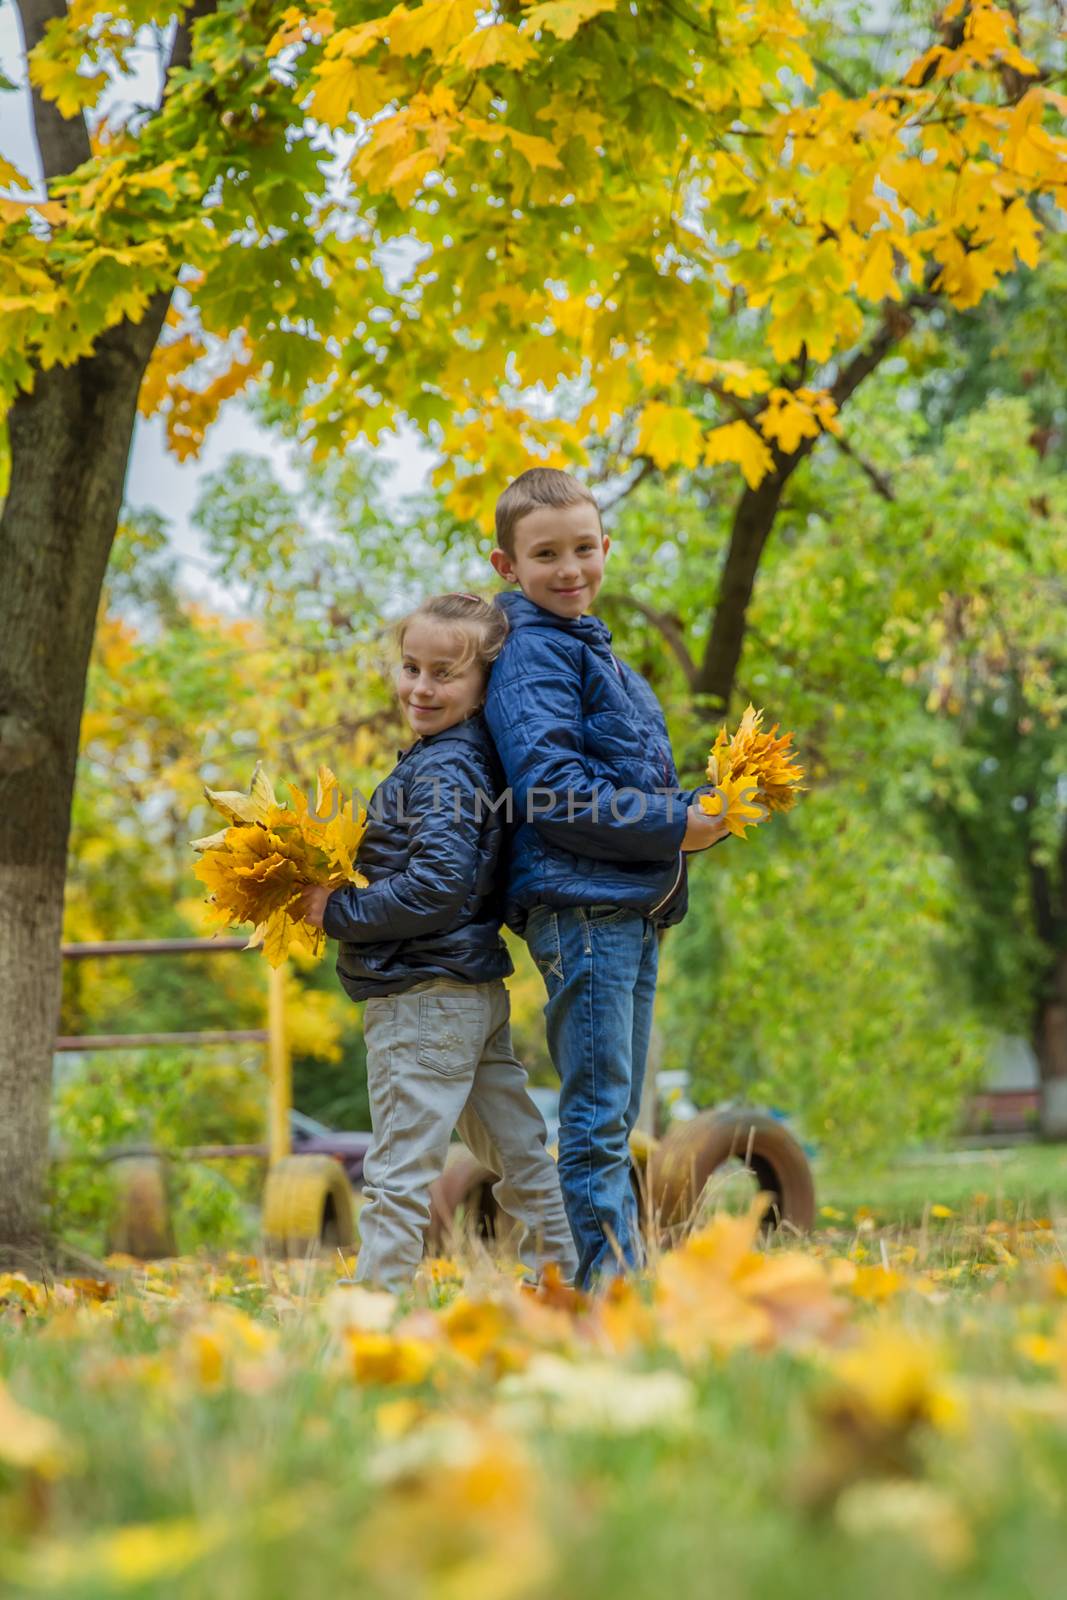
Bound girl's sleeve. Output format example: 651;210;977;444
485;635;689;863
320;754;486;943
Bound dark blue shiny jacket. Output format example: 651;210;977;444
321;714;513;1001
484;591;692;934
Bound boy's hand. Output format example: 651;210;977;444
297;885;333;928
681;804;730;853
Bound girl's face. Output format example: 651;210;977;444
396;615;486;737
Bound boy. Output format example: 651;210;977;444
485;467;727;1287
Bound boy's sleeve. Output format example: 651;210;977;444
320;756;485;943
485;637;689;864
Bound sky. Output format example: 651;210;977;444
0;5;435;605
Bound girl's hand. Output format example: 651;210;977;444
297;885;333;928
681;804;730;853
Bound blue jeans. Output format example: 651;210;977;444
524;905;659;1287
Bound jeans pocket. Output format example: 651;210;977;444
526;910;564;990
415;994;481;1076
582;905;627;926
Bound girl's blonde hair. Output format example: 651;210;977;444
394;592;509;678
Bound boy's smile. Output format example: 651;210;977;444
490;502;610;619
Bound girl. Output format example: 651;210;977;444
300;594;577;1290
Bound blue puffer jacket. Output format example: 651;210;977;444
484;591;693;933
321;714;513;1001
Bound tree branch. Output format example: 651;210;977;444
812;57;859;98
598;457;656;511
832;432;896;501
15;0;91;183
609;595;699;688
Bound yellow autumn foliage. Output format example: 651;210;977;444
192;762;367;967
699;704;806;838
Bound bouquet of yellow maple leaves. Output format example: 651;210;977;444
191;763;367;966
698;704;805;837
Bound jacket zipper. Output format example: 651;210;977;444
648;851;684;918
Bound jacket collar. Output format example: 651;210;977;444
494;588;613;650
397;710;487;764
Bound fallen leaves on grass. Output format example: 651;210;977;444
3;1207;1067;1591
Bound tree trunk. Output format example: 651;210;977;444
1035;948;1067;1139
1033;824;1067;1140
693;299;926;717
0;303;168;1265
692;464;796;713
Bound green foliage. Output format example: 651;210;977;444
605;380;1064;1153
49;1050;265;1254
664;786;990;1154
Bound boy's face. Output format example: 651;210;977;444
490;502;610;619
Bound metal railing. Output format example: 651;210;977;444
59;937;291;1162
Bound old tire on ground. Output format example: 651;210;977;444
648;1110;815;1237
104;1149;177;1260
262;1154;356;1257
627;1128;660;1234
427;1148;499;1254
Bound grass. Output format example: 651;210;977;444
2;1151;1067;1599
819;1142;1067;1226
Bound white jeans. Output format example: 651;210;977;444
355;977;578;1289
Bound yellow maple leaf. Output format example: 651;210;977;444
757;388;823;455
636;402;703;471
28;55;106;119
200;761;277;826
698;773;766;839
309;57;389;124
699;704;805;837
449;22;536;70
390;0;480;57
826;1327;964;1433
345;1331;437;1385
503;125;562;171
193;764;367;964
655;1200;842;1362
702;420;775;489
267;5;336;58
0;154;31;191
0;1378;75;1477
383;146;438;205
522;0;619;43
327;15;389;61
855;231;901;303
695;357;773;398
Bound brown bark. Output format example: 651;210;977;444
0;307;170;1261
693;460;797;711
17;0;91;179
0;2;213;1264
1031;825;1067;1138
1035;950;1067;1138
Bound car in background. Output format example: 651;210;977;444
290;1110;371;1189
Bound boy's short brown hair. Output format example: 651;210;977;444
494;467;603;558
